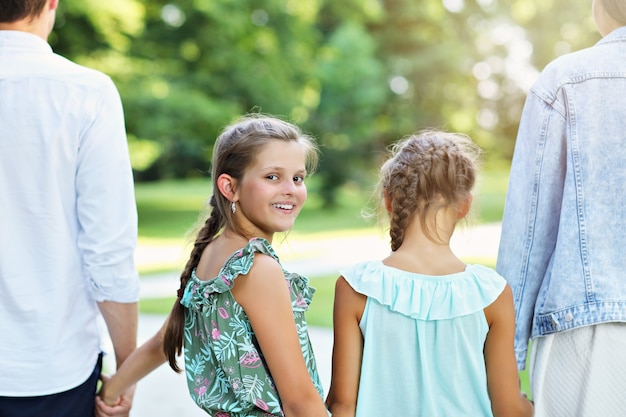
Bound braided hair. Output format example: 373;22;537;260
377;130;481;251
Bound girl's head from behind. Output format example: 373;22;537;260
211;115;318;237
378;129;481;251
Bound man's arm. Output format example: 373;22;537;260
77;74;140;415
98;301;138;369
97;301;139;417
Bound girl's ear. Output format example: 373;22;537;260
216;174;238;202
456;194;473;219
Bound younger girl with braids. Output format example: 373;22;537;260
96;115;330;417
325;130;534;417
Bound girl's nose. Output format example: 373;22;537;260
283;179;296;194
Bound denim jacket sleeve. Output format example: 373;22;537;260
496;83;568;370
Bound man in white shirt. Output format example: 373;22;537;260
0;1;139;415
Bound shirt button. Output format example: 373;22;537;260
565;313;574;322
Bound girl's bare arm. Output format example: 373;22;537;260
95;321;169;417
484;285;534;417
325;276;366;417
233;254;329;417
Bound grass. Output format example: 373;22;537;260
134;167;510;242
135;179;210;240
135;177;377;241
134;169;509;274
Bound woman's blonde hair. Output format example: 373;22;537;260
601;0;626;24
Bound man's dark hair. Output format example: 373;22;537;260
0;0;48;23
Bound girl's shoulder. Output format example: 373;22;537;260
213;236;279;279
181;238;280;304
339;260;506;320
182;237;314;310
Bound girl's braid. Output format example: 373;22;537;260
379;130;480;250
388;163;420;251
163;196;223;372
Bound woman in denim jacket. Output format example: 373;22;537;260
497;1;626;416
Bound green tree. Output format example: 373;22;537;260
307;16;387;206
49;0;600;202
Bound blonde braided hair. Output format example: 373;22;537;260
377;129;481;251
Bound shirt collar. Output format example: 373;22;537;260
598;25;626;46
0;30;52;54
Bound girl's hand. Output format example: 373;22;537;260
97;374;119;405
95;374;134;417
95;394;132;417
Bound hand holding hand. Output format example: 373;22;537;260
95;374;135;417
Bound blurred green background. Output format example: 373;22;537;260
52;0;598;207
49;0;599;400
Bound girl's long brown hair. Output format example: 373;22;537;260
162;114;318;372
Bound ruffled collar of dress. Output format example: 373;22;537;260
341;261;506;320
181;237;314;308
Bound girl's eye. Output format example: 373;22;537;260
294;176;304;183
267;174;278;180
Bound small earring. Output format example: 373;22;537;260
231;201;236;214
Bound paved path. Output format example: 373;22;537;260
106;222;502;416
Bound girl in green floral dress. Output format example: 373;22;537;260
96;115;330;417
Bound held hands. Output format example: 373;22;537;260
95;374;136;417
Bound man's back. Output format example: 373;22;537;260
0;29;139;396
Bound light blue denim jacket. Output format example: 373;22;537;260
496;26;626;370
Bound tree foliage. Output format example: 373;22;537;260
50;0;599;205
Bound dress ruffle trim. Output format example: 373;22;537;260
182;237;314;310
341;261;506;320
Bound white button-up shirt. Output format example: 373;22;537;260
0;30;139;395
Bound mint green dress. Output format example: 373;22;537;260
180;238;325;416
341;261;506;417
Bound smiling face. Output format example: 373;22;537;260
232;139;308;241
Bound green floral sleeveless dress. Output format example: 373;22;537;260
179;237;325;416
